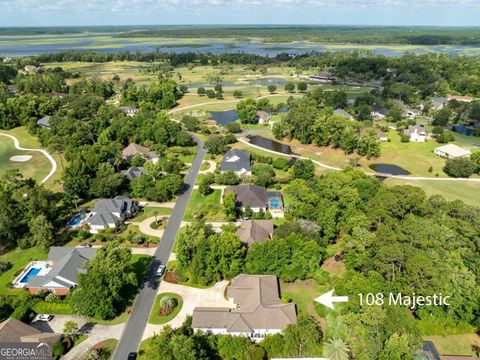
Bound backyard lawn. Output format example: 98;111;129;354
148;292;183;325
0;247;48;296
183;189;224;222
280;279;323;322
424;334;480;356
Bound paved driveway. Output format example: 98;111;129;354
142;280;233;340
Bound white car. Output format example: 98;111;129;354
37;314;53;322
156;264;166;277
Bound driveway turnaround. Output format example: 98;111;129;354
112;136;206;359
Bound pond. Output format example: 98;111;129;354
210;109;239;125
369;164;411;176
248;135;292;155
451;123;479;137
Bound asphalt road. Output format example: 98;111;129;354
112;136;206;360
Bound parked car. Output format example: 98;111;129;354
127;352;137;360
156;264;166;277
37;314;53;322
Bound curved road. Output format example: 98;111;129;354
112;135;206;360
0;133;57;184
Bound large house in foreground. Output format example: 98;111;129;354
192;275;296;341
86;196;137;233
0;318;62;344
434;144;472;159
225;185;285;218
25;247;96;295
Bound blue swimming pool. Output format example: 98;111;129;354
268;198;280;209
20;267;41;284
68;213;86;228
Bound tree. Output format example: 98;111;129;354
292;159;315;180
197;87;206;96
225;121;242;133
29;215;54;250
89;163;125;198
323;338;350;360
470;152;480;174
443;158;475;178
233;90;243;98
216;170;240;185
433;107;451;126
236;98;258;124
199;175;214;196
284;82;295;93
205;90;215;99
297;82;308;92
160;296;177;312
63;320;79;339
252;163;276;187
267;84;277;94
223;191;237;221
70;243;137;320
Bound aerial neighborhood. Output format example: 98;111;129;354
0;21;480;360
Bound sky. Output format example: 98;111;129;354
0;0;479;27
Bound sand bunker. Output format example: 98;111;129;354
10;155;32;162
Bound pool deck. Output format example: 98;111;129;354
11;261;50;288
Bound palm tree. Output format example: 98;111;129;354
323;338;350;360
159;296;177;313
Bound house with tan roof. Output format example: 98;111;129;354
122;143;159;163
0;318;62;344
236;220;273;246
434;144;472;159
192;274;296;341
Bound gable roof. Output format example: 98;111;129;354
225;185;267;208
36;115;50;128
121;166;145;181
221;149;251;173
86;196;136;228
122;143;158;160
435;144;472;158
404;125;427;135
0;318;62;343
28;247;96;289
257;111;270;119
236;220;273;246
334;108;353;119
192;275;296;332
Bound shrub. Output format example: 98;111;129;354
52;341;65;356
11;303;32;322
45;293;61;303
443;158;475;178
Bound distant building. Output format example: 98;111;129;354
2;57;12;63
431;97;449;110
375;128;389;142
36;115;51;129
404;109;420;119
404;125;428;142
236;220;273;246
122;143;159;163
334;108;354;120
192;274;296;341
434;144;472;159
121;166;145;181
309;73;335;83
0;318;62;344
256;111;270;125
23;247;97;295
120;106;140;117
221;149;252;175
86;196;137;233
24;65;39;73
371;106;388;120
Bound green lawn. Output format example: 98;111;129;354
32;301;72;315
0;247;48;295
148;293;183;325
280;279;323;321
183;189;224;222
424;334;480;356
131;207;173;222
73;334;88;347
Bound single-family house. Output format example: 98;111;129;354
120;106;140;117
226;185;266;213
404;109;420;119
221;149;252;175
431;97;449;110
334;108;354;120
86;196;137;233
0;318;62;343
122;143;159;163
36;115;51;129
121;166;145;181
404;125;428;142
192;274;297;341
2;57;12;63
371;106;388;120
375;128;389;142
434;144;472;159
24;65;39;73
257;111;270;125
236;220;273;246
347;98;356;106
25;247;96;295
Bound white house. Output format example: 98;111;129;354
404;125;428;142
434;144;472;159
192;275;297;341
86;196;137;233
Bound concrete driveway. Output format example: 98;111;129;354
142;280;233;340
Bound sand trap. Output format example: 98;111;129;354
10;155;32;162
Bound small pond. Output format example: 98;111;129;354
248;135;292;155
451;123;479;137
210;110;239;125
369;164;411;176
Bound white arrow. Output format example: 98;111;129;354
314;289;349;309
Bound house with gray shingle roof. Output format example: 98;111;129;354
334;108;354;119
225;185;267;213
121;166;145;181
0;318;62;343
37;115;51;129
86;196;137;233
192;274;296;341
26;247;96;295
221;149;252;175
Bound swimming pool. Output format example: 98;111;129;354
19;267;41;284
268;198;280;209
68;213;86;228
